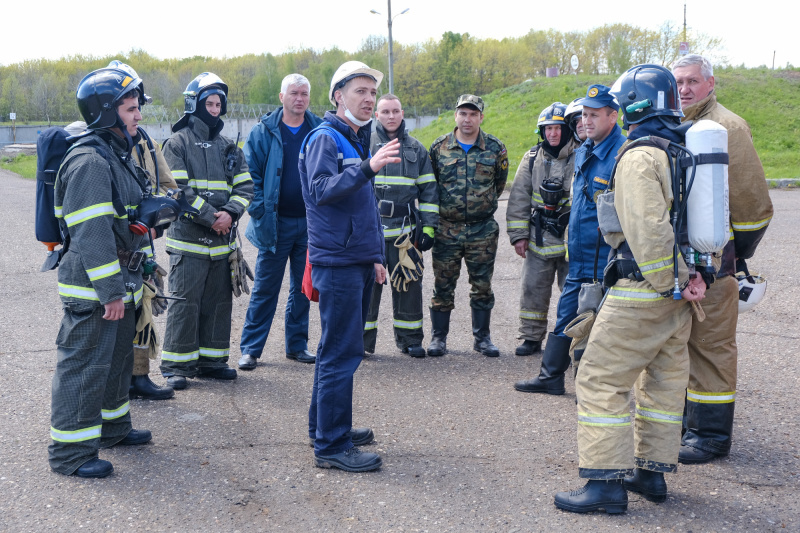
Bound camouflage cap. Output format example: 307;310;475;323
456;94;484;112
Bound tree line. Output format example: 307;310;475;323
0;22;723;124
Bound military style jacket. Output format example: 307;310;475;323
162;116;253;261
506;141;575;258
429;128;509;224
371;120;439;240
603;143;689;308
568;124;627;279
682;91;773;276
54;131;146;308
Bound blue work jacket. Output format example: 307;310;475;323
299;112;384;267
243;107;323;252
567;123;626;279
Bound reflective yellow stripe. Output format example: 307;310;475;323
86;260;121;281
233;172;252;185
364;321;378;331
687;389;736;404
375;176;416;186
58;283;100;301
419;203;438;213
64;203;115;227
51;425;101;443
528;241;566;256
638;255;674;275
54;205;63;218
188;179;230;191
102;401;130;420
732;216;772;232
507;220;529;229
140;243;154;258
382;225;414;238
607;286;663;301
231;196;250;208
520;310;547;321
172;170;188;180
199;347;229;358
578;412;631;427
415;173;435;185
191;196;205;210
162;350;199;362
166;238;234;257
393;319;422;329
635;404;682;424
123;286;144;306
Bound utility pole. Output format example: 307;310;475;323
371;1;410;95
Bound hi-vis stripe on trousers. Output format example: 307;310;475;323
160;253;233;377
49;305;135;475
576;298;692;479
518;249;567;342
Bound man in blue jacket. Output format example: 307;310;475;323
300;61;400;472
514;85;626;395
238;74;323;371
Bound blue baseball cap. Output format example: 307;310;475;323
578;84;619;111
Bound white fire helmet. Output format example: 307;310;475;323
737;272;767;313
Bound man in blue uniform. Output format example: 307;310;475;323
514;85;626;395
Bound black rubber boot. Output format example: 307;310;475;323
554;479;628;514
680;401;735;464
129;374;175;400
427;309;450;356
515;340;541;356
472;308;499;357
514;333;572;394
623;468;667;502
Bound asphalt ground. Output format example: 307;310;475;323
1;168;798;532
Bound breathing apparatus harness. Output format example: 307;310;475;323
528;144;572;248
598;134;713;300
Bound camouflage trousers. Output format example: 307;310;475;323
431;217;498;312
518;249;568;342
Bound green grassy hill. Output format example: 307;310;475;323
412;68;800;181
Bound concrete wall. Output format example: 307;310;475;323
0;115;439;147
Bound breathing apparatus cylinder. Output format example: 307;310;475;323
685;120;730;266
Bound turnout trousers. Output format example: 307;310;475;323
49;303;136;475
364;238;424;352
160;253;233;377
240;216;310;357
308;264;373;456
431;217;498;311
576;299;691;479
683;275;739;455
518;251;568;342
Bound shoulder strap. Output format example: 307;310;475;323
527;143;541;175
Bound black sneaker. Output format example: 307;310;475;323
315;446;382;472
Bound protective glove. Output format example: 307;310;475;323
390;233;424;292
149;262;169;317
134;281;160;360
417;226;435;252
229;247;254;298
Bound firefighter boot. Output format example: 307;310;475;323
130;374;175;400
623;468;667;503
427;309;450;357
514;333;572;394
472;308;499;357
680;401;735;464
554;479;628;514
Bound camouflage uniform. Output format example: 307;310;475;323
363;120;438;353
429;128;508;311
507;142;574;342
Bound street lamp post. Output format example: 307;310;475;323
370;1;409;95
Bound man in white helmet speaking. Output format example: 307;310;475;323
299;61;400;472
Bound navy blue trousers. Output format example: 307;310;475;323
240;216;310;357
308;264;374;455
552;277;592;337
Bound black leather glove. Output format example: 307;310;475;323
418;232;434;252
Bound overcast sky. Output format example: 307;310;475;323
1;0;793;69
